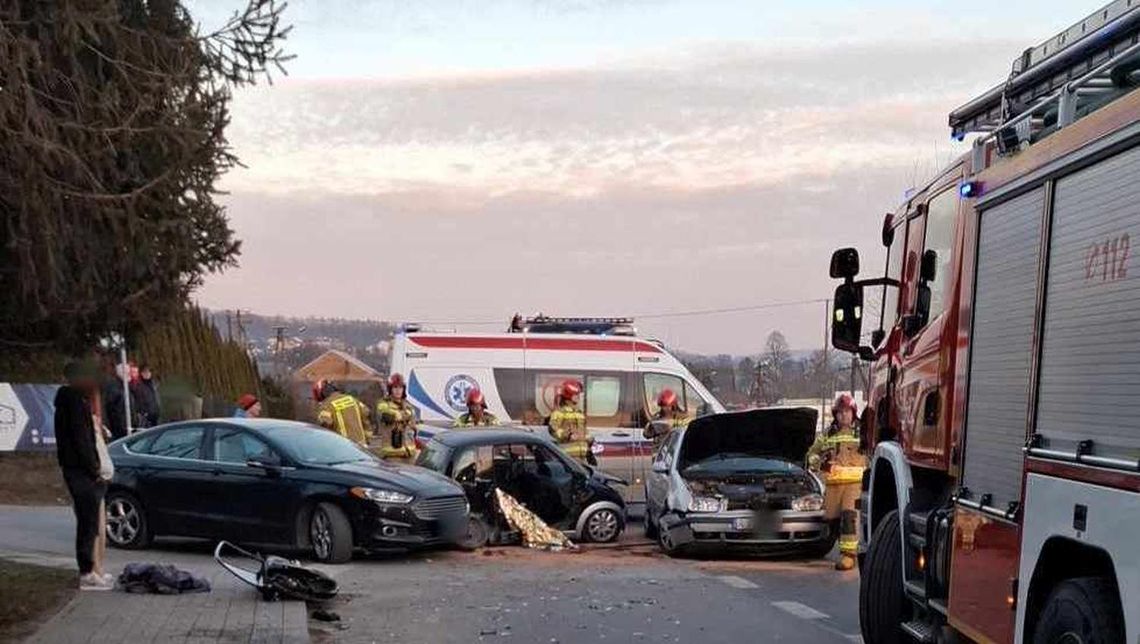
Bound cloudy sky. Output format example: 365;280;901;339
191;0;1080;354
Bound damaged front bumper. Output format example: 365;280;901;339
659;509;829;551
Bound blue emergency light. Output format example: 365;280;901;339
959;181;981;199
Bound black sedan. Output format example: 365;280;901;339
105;418;468;563
416;428;626;548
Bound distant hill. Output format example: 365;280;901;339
205;311;399;375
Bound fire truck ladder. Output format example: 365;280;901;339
950;0;1140;159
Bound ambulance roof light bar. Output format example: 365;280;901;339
949;0;1140;141
521;315;638;336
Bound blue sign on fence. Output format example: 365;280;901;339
0;384;60;452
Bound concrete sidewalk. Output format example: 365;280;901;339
0;504;310;644
27;585;308;644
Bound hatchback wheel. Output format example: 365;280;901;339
309;503;353;564
105;491;151;549
584;507;623;543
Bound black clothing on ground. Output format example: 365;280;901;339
62;468;106;575
118;563;211;594
54;386;100;479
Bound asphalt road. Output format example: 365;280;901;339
0;505;860;643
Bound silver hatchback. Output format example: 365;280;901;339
644;408;832;557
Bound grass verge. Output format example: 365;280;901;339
0;559;75;643
0;453;68;506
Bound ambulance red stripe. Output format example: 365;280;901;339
409;336;663;353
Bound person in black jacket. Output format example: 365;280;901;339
56;360;113;590
131;364;161;428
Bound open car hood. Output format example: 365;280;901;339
678;407;819;469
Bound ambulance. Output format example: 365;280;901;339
388;316;726;511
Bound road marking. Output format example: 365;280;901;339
771;601;830;620
716;575;759;589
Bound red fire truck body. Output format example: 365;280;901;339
829;3;1140;643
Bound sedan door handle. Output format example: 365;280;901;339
612;432;630;437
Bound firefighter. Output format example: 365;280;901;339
314;380;371;447
375;373;418;459
547;380;595;465
643;388;689;449
808;393;867;571
453;388;499;427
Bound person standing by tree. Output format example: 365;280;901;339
55;360;114;590
99;357;131;440
131;364;161;428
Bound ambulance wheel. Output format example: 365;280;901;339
458;516;490;550
1031;577;1124;644
859;510;910;644
310;503;353;564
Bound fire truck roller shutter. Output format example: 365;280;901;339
963;187;1045;510
1036;145;1140;463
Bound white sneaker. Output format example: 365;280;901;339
100;573;116;587
79;572;113;591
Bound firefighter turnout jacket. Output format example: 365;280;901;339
375;396;418;459
317;392;370;446
548;403;591;461
643;413;690;449
453;412;500;427
808;422;866;557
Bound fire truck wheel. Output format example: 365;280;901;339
1031;576;1124;644
859;510;909;644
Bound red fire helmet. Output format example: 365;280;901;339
560;380;583;400
657;388;678;409
466;388;486;408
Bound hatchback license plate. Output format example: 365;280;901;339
732;517;752;531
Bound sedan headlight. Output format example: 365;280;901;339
351;487;414;504
688;496;724;513
792;493;824;512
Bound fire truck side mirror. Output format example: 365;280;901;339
881;214;895;247
829;247;860;280
831;282;864;353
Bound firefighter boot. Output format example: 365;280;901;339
836;509;858;571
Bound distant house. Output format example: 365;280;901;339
291;350;386;421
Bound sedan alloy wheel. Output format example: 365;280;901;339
585;508;621;543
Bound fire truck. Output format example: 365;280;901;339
827;2;1140;643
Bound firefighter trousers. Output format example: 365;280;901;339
823;480;860;556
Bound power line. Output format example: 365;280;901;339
633;298;828;320
402;297;830;327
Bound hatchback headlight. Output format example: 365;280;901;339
688;496;724;513
792;493;824;512
351;487;414;504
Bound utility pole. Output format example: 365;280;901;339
850;355;857;397
226;311;233;342
822;298;830;425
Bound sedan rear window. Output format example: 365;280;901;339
137;426;204;460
